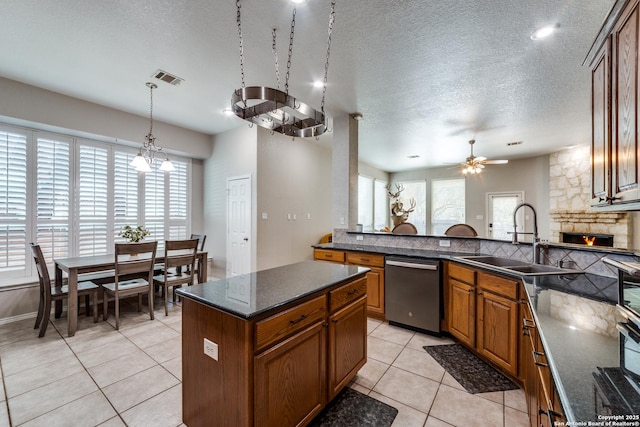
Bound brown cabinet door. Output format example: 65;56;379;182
328;295;367;400
612;2;640;202
254;322;327;427
520;301;537;427
476;290;519;376
365;267;385;315
591;36;612;206
448;278;475;347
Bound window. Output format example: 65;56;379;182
358;175;387;232
397;181;427;234
431;178;465;235
0;123;191;284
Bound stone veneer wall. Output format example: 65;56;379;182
548;146;631;248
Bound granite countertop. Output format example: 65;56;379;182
314;242;472;259
175;260;369;319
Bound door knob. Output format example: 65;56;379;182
243;237;249;241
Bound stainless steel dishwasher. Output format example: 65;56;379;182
385;256;441;335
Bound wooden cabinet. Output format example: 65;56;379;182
476;272;519;377
590;0;640;207
445;263;519;377
181;274;367;427
314;248;385;318
255;322;327;427
520;293;566;427
328;295;367;399
446;263;476;347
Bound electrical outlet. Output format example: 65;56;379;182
292;213;297;220
306;213;311;220
439;240;451;247
356;235;363;241
204;338;218;361
261;212;268;220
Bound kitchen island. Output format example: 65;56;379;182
176;261;369;427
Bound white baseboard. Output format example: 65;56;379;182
0;311;37;325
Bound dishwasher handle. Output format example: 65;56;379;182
386;260;438;270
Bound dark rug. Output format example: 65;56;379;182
308;387;398;427
424;344;518;394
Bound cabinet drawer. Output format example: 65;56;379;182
346;252;384;267
448;263;476;285
314;249;345;263
477;271;519;300
255;295;327;352
329;277;367;312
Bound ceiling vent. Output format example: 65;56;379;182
152;70;184;86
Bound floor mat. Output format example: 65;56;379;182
308;387;398;427
424;344;519;394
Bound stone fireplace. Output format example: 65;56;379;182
549;210;630;248
549;147;632;249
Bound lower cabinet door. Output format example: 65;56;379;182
254;322;327;427
476;290;519;376
365;267;385;315
448;279;475;347
328;295;367;399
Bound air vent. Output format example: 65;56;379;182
152;70;184;86
507;141;523;146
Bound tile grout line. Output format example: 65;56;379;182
0;353;14;427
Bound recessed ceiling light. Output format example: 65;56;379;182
408;155;420;159
313;80;323;88
530;25;555;40
291;0;305;3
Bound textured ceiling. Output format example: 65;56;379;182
0;0;614;172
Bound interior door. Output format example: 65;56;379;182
487;192;523;240
227;175;252;277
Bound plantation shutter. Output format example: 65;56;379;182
113;150;139;243
168;159;188;240
0;129;28;274
36;137;71;264
144;161;165;249
78;144;109;256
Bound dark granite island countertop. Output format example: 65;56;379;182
176;260;369;319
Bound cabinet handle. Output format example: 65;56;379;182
606;196;621;202
533;351;548;367
326;254;333;258
539;408;562;424
322;322;329;327
598;197;606;203
523;318;535;329
289;314;308;325
477;291;483;296
347;289;359;295
360;258;370;262
467;289;474;294
332;319;338;323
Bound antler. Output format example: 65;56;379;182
404;198;416;213
386;183;404;199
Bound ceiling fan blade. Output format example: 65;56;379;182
482;159;509;164
475;156;487;162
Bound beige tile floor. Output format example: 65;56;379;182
0;301;529;426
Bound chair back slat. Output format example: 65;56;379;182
114;241;157;287
190;234;206;251
30;243;51;287
164;239;198;274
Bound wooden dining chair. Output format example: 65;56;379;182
30;243;99;338
189;233;206;282
102;241;157;330
153;239;198;316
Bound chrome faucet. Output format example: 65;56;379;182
511;202;540;264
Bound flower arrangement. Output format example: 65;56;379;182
118;225;150;243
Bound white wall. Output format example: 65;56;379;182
204;126;258;278
391;155;550;239
256;129;333;270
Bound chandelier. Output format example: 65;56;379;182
231;0;336;138
130;82;175;172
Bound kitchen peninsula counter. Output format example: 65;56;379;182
176;261;370;427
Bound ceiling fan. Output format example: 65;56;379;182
460;139;508;174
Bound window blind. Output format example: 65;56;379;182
78;144;108;256
0;130;28;273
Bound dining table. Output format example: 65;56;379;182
54;250;208;336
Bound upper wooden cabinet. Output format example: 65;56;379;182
590;0;640;207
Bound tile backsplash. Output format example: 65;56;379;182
333;228;640;278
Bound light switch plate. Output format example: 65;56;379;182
439;240;451;247
356;235;364;241
204;338;218;361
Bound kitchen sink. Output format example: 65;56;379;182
456;255;583;276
